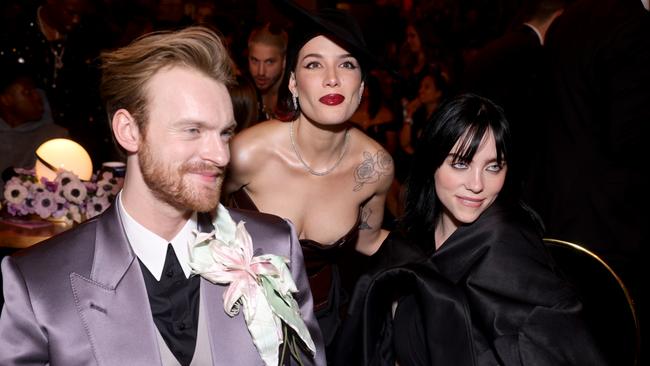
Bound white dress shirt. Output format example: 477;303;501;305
117;193;197;280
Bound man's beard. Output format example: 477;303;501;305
139;141;222;212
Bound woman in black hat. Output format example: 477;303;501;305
224;5;394;357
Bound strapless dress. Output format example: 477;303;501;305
226;189;368;349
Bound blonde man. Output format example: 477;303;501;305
0;26;324;366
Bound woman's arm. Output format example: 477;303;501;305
355;149;394;255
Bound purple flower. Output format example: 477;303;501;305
7;202;30;216
62;180;88;204
32;191;58;219
95;176;123;197
4;181;28;204
65;204;83;223
14;168;35;176
85;195;110;219
29;183;48;196
55;170;81;187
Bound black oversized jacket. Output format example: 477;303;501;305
334;202;607;365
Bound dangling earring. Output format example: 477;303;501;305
292;94;298;110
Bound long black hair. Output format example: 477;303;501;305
400;93;516;245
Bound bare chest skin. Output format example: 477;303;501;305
228;121;393;253
244;151;369;245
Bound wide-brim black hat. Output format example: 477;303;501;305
271;0;394;77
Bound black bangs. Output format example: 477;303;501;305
450;102;508;166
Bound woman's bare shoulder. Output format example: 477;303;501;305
227;120;290;192
349;127;391;156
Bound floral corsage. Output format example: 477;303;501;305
188;204;316;366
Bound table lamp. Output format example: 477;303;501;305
34;138;93;181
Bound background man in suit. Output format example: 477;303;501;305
461;0;565;196
535;0;649;362
0;26;324;365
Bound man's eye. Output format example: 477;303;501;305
222;129;235;140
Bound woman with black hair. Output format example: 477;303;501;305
336;93;606;365
225;5;394;357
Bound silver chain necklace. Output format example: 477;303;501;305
289;120;350;176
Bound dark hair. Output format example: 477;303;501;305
0;63;37;93
228;75;259;132
400;93;514;244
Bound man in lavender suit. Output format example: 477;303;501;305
0;26;325;366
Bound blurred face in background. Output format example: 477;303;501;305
248;42;285;93
405;25;421;53
0;77;45;125
418;75;442;106
46;0;87;34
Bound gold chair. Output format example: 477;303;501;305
543;238;640;366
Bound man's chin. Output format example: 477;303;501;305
255;83;271;92
181;194;220;213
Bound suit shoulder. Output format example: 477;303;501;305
11;218;98;271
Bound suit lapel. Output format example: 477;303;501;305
201;279;262;365
199;210;264;365
70;204;162;365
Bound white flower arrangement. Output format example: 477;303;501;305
2;168;124;224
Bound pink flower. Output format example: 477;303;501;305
203;222;280;316
188;206;316;366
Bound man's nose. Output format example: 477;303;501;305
200;135;229;167
257;63;266;76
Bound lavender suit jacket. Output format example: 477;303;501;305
0;204;325;365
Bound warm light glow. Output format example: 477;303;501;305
35;138;93;181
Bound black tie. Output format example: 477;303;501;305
139;244;200;366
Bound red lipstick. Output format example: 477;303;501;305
319;94;345;106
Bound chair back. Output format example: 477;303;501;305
543;238;640;366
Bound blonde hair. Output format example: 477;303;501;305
100;26;234;137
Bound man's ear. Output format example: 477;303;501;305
112;109;141;153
